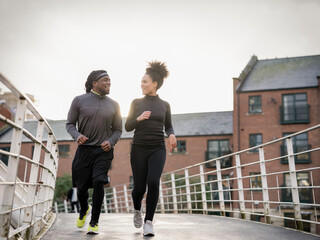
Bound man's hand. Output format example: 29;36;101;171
101;141;112;152
77;135;89;145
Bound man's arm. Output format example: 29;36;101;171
66;97;81;141
107;102;123;147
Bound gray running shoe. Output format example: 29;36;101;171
143;220;154;236
133;207;143;228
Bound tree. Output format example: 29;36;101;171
54;174;72;204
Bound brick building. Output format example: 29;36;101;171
0;54;319;198
0;111;233;186
232;54;320;228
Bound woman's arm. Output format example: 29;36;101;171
165;103;177;152
125;100;139;131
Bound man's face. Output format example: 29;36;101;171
93;76;111;95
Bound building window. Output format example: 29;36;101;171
249;134;262;152
0;146;10;166
249;95;262;113
207;175;231;203
172;140;186;154
282;172;312;203
205;140;231;168
281;133;310;164
250;173;262;191
280;93;309;124
58;144;70;158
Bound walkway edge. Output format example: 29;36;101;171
33;212;57;240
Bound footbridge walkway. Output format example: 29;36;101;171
0;74;319;239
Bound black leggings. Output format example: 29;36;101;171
78;181;105;224
130;145;166;222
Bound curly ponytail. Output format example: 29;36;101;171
145;61;169;90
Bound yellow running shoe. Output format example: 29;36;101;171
87;222;99;234
76;205;92;229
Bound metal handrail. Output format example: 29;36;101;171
0;73;59;239
60;123;319;235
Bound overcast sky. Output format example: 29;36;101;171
0;0;319;120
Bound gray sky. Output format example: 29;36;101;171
0;0;319;120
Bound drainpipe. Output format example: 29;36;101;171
237;90;240;151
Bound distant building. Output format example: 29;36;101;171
0;112;233;186
0;91;36;120
232;54;320;230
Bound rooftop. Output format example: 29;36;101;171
0;111;233;143
238;55;320;92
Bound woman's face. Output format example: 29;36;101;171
141;74;157;96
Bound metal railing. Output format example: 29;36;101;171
55;124;319;235
0;73;59;239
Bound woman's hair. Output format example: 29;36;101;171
145;61;169;90
85;70;107;93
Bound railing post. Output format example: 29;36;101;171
23;121;44;225
36;135;53;219
113;187;119;213
258;147;271;224
171;173;178;213
64;199;68;213
199;165;208;214
159;179;165;213
47;142;58;214
103;195;108;213
123;185;129;213
286;138;303;230
216;159;225;216
184;169;192;213
0;98;26;239
54;202;58;214
235;154;246;219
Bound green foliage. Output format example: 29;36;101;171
54;174;72;204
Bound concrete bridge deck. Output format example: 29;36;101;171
40;213;320;240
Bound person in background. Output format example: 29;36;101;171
67;187;79;213
66;70;122;234
125;61;177;236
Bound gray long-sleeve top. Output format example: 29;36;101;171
66;92;122;147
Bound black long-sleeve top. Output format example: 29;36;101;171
125;95;174;146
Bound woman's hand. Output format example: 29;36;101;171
168;134;177;153
137;111;151;122
77;135;89;145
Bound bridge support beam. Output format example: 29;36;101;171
216;159;225;216
159;179;165;213
259;147;271;224
286;138;303;231
199;165;208;214
184;169;192;214
235;154;246;219
171;173;178;214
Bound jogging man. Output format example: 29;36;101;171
66;70;122;234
